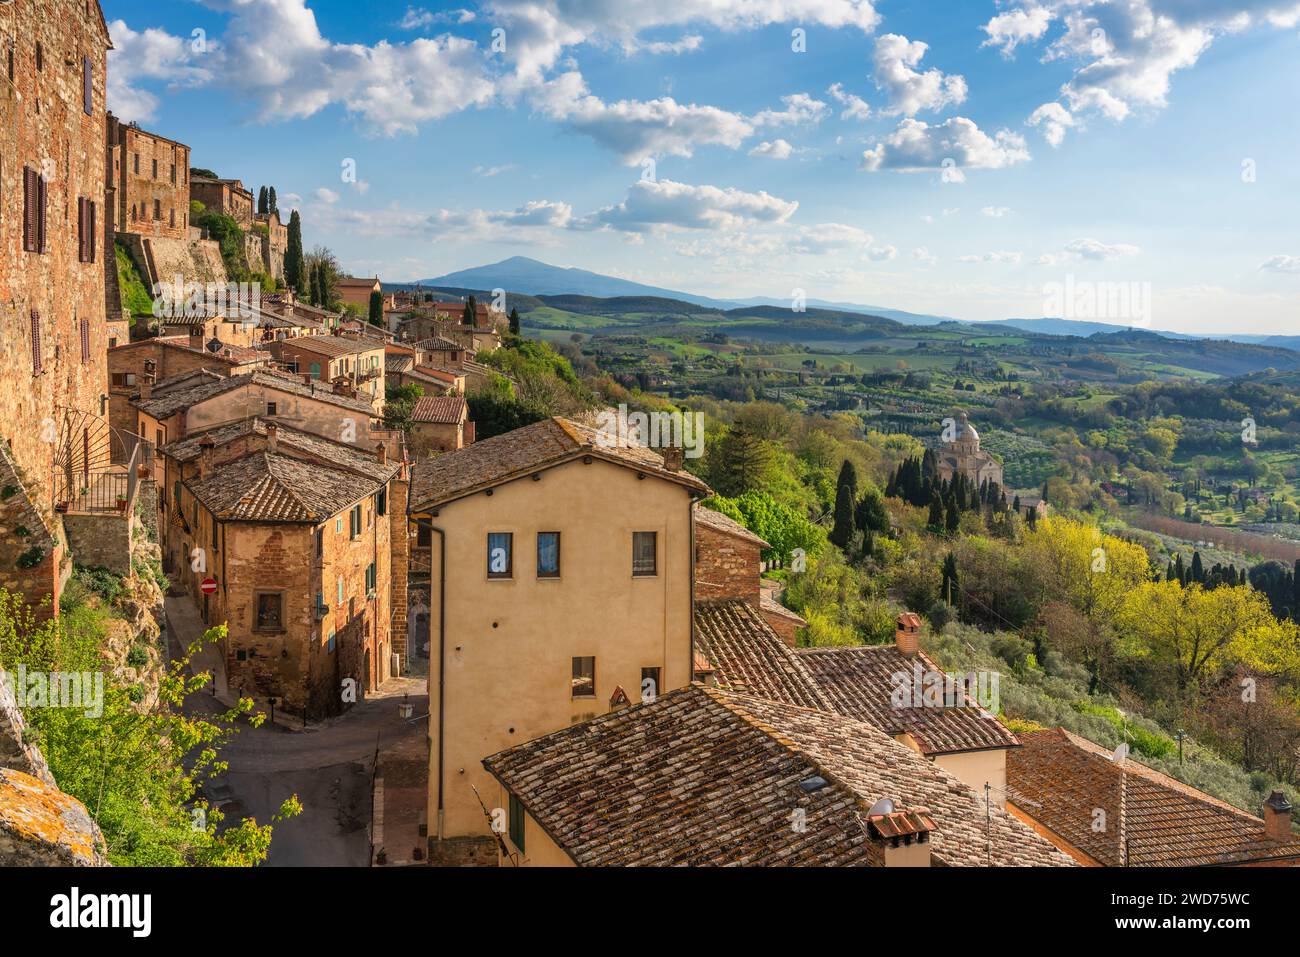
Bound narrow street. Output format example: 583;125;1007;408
165;595;429;866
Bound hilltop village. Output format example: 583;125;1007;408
0;0;1297;870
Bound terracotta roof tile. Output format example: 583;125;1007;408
695;599;828;709
694;507;770;548
410;416;710;510
483;685;1074;867
184;450;386;523
134;369;375;419
797;644;1019;755
1008;729;1300;866
411;396;468;424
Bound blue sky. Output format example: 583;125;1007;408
103;0;1300;333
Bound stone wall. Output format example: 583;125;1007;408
0;445;65;620
695;521;762;606
389;478;410;670
426;836;497;867
62;511;133;576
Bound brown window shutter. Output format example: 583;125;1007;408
36;172;47;253
22;167;36;252
83;56;93;115
89;201;96;263
77;197;86;261
30;311;42;374
80;318;90;363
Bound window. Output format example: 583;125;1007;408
29;311;41;375
365;562;376;593
254;593;283;631
133;153;139;175
315;528;324;558
23;167;46;253
80;319;90;363
376;487;387;517
416;524;431;548
327;630;336;654
337;575;344;605
641;667;661;703
82;56;92;115
266;401;277;416
571;657;595;698
632;532;657;577
537;532;560;578
335;516;343;535
487;532;512;579
170;163;176;184
309;361;321;379
153;199;161;220
77;198;95;262
508;794;526;854
349;504;362;539
35;41;42;72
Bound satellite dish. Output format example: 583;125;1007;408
867;797;896;817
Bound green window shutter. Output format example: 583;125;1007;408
508;794;525;854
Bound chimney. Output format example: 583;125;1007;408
266;423;279;454
464;420;476;446
1264;791;1293;843
661;446;685;472
138;377;153;401
189;325;205;351
198;439;215;480
375;441;387;465
896;613;921;657
867;802;935;867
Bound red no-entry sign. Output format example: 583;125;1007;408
200;578;218;595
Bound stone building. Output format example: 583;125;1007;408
0;0;115;615
252;211;287;281
693;506;806;642
407;396;472;457
262;334;386;410
336;276;382;311
190;175;254;228
410;416;710;861
104;113;190;241
159;419;406;715
936;412;1003;488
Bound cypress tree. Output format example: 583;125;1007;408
941;553;960;605
463;295;477;327
927;494;944;530
258;186;269;215
1191;551;1205;584
508;306;520;336
836;460;858;502
368;290;384;327
831;481;855;550
285;210;305;295
268;187;278;214
945;499;960;534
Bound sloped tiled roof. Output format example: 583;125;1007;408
134;369;375;419
694;506;769;548
483;685;1074;867
761;592;807;626
411;396;467;425
694;599;827;709
796;644;1019;755
185;451;385;523
411;416;710;510
161;417;398;483
269;334;382;358
1008;729;1300;866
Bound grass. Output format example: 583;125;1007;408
115;241;154;320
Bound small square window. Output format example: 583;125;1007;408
572;656;595;699
537;532;560;578
488;532;512;579
327;631;336;654
633;532;657;577
508;793;526;854
641;667;661;703
254;592;283;631
266;401;277;416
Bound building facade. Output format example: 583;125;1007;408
0;0;114;614
936;412;1004;488
190;176;254;228
105;113;190;241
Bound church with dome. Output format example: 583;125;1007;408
937;412;1004;488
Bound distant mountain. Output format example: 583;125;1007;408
987;318;1201;340
727;296;953;326
420;257;740;309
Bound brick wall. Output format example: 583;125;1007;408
0;0;113;618
108;118;190;242
695;521;762;606
0;445;64;620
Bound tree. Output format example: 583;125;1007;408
368;290;385;327
257;186;269;215
463;295;477;327
707;426;777;498
854;486;889;536
268;186;278;214
830;480;855;550
508;306;521;336
285;210;305;295
941;552;960;605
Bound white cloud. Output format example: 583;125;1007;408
982;4;1053;56
959;250;1023;263
753;93;829;127
867;245;898;262
315;188;340;204
1259;255;1300;273
860;118;1031;174
312;198;573;243
532;71;753;164
106;19;213;123
581;179;798;233
484;0;882;84
749;139;795;159
913;246;939;266
981;206;1013;217
872;33;968;116
1034;238;1143;265
626;35;704;55
789;223;873;254
1027;102;1075;147
473;164;518;177
398;6;476;30
827;83;872;120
